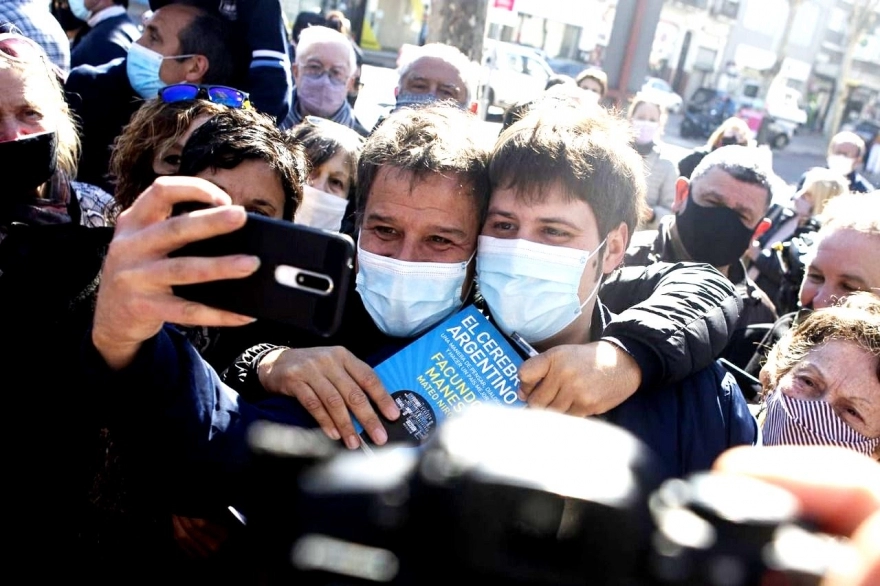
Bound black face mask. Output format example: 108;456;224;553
675;188;756;267
718;136;742;147
0;131;58;200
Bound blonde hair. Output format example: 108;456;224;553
0;46;80;179
819;192;880;234
627;94;667;126
707;116;751;149
798;167;849;216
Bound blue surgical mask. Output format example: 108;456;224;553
126;43;196;99
355;242;472;338
476;235;606;344
68;0;92;22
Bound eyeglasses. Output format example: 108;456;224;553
159;84;252;109
300;63;349;86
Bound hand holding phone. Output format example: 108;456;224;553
170;213;355;337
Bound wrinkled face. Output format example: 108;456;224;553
137;5;198;85
399;57;468;106
800;228;880;309
293;41;353;89
0;67;55;142
359;166;478;263
308;149;352;199
152;113;212;176
195;159;286;219
680;167;768;230
776;339;880;438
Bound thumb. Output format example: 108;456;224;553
518;353;551;398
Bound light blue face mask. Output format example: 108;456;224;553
126;43;197;99
68;0;92;22
476;235;606;344
355;243;473;338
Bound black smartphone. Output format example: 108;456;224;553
170;213;354;337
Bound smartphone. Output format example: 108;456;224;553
170;213;355;337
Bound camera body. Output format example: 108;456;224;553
242;408;840;586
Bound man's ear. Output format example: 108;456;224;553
601;221;629;275
184;54;210;83
672;177;690;213
291;62;299;80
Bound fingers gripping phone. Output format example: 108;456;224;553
170;212;355;337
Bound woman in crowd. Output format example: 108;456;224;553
759;292;879;459
627;94;676;229
109;84;252;211
678;115;753;179
288;115;364;233
0;31;112;235
746;167;850;312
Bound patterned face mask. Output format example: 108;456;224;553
761;388;880;457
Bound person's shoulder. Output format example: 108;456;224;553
67;56;125;84
852;172;875;193
71;181;116;228
625;226;664;267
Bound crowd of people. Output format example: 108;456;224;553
0;0;878;581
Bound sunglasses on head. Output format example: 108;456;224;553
159;84;252;109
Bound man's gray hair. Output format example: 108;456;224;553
691;145;777;208
397;42;473;104
295;25;357;77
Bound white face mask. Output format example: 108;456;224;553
355;242;472;338
827;154;855;176
476;235;606;344
762;388;880;457
295;185;349;232
631;119;659;145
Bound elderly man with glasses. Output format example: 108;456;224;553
281;25;368;136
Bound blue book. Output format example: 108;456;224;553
357;305;527;447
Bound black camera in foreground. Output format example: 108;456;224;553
242;408;848;586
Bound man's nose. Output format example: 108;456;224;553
811;285;838;310
395;238;421;263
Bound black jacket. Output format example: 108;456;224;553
223;261;743;399
65;57;143;192
625;217;778;377
70;12;139;68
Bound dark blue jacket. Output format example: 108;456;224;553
594;301;757;479
65;57;142;192
70;12;139;68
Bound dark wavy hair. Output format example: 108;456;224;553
179;109;309;220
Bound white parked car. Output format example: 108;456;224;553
476;40;553;119
640;77;683;113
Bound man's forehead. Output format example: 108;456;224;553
149;4;197;33
404;57;466;88
368;167;478;214
300;42;351;67
693;167;769;208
